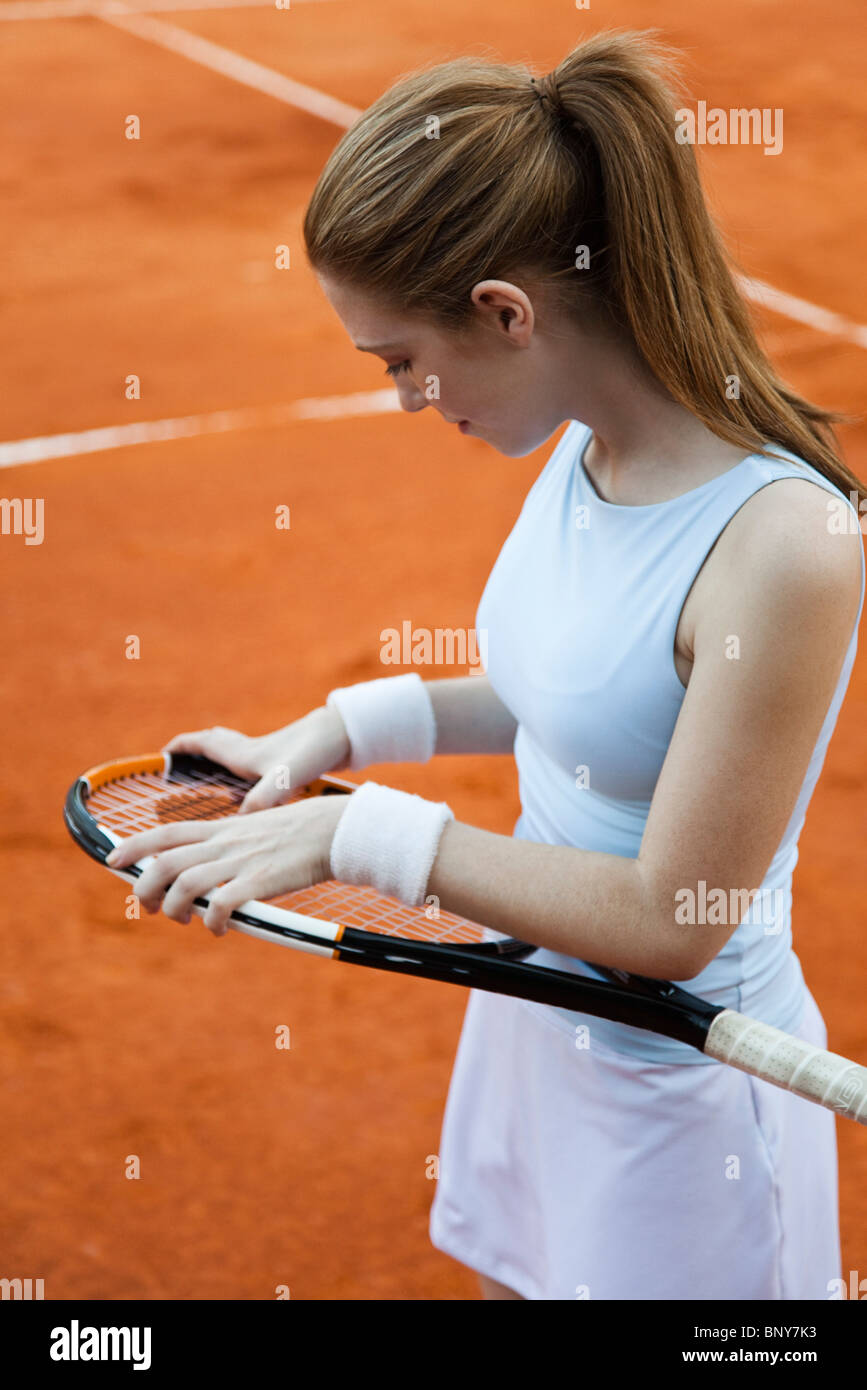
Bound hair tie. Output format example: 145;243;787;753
530;76;550;108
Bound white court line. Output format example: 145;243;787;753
99;6;360;126
2;0;863;481
0;390;400;468
5;0;864;359
4;275;866;468
738;276;867;351
0;0;335;19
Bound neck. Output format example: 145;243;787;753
554;327;743;501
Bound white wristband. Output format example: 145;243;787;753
329;781;455;907
326;672;437;770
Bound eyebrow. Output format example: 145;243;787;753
353;342;404;354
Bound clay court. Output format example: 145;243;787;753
1;0;865;1299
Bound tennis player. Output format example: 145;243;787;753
130;32;866;1299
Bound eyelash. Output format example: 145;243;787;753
385;360;410;378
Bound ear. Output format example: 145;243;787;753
470;280;535;345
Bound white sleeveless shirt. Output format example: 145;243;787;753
476;420;865;1063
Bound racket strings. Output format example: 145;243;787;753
86;767;498;946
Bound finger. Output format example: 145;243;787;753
106;819;222;869
239;772;293;814
134;841;222;914
239;759;319;814
162;727;235;758
162;859;242;924
200;878;260;937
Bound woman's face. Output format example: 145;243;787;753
316;273;576;458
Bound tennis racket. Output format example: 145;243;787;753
64;751;867;1126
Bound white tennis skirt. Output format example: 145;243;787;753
429;986;841;1300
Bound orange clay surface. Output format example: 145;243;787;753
0;0;865;1299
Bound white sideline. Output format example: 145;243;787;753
738;276;867;351
0;390;400;468
99;7;361;127
0;0;336;19
1;0;863;477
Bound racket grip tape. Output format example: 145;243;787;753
705;1009;867;1124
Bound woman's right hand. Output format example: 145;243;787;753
162;705;351;813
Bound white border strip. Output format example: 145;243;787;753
0;390;400;468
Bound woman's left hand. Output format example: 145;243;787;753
104;796;348;936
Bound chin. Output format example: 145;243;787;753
468;418;564;458
518;420;570;457
496;433;555;459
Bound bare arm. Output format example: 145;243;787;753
428;484;863;979
426;675;519;755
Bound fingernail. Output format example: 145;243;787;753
106;850;119;865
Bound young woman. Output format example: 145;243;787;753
109;32;865;1299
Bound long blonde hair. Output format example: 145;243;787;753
304;29;866;508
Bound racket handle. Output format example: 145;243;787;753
705;1009;867;1124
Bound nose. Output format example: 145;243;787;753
395;379;428;413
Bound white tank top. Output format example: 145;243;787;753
476;420;865;1063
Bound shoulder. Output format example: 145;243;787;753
728;476;862;603
715;477;861;610
693;476;864;659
